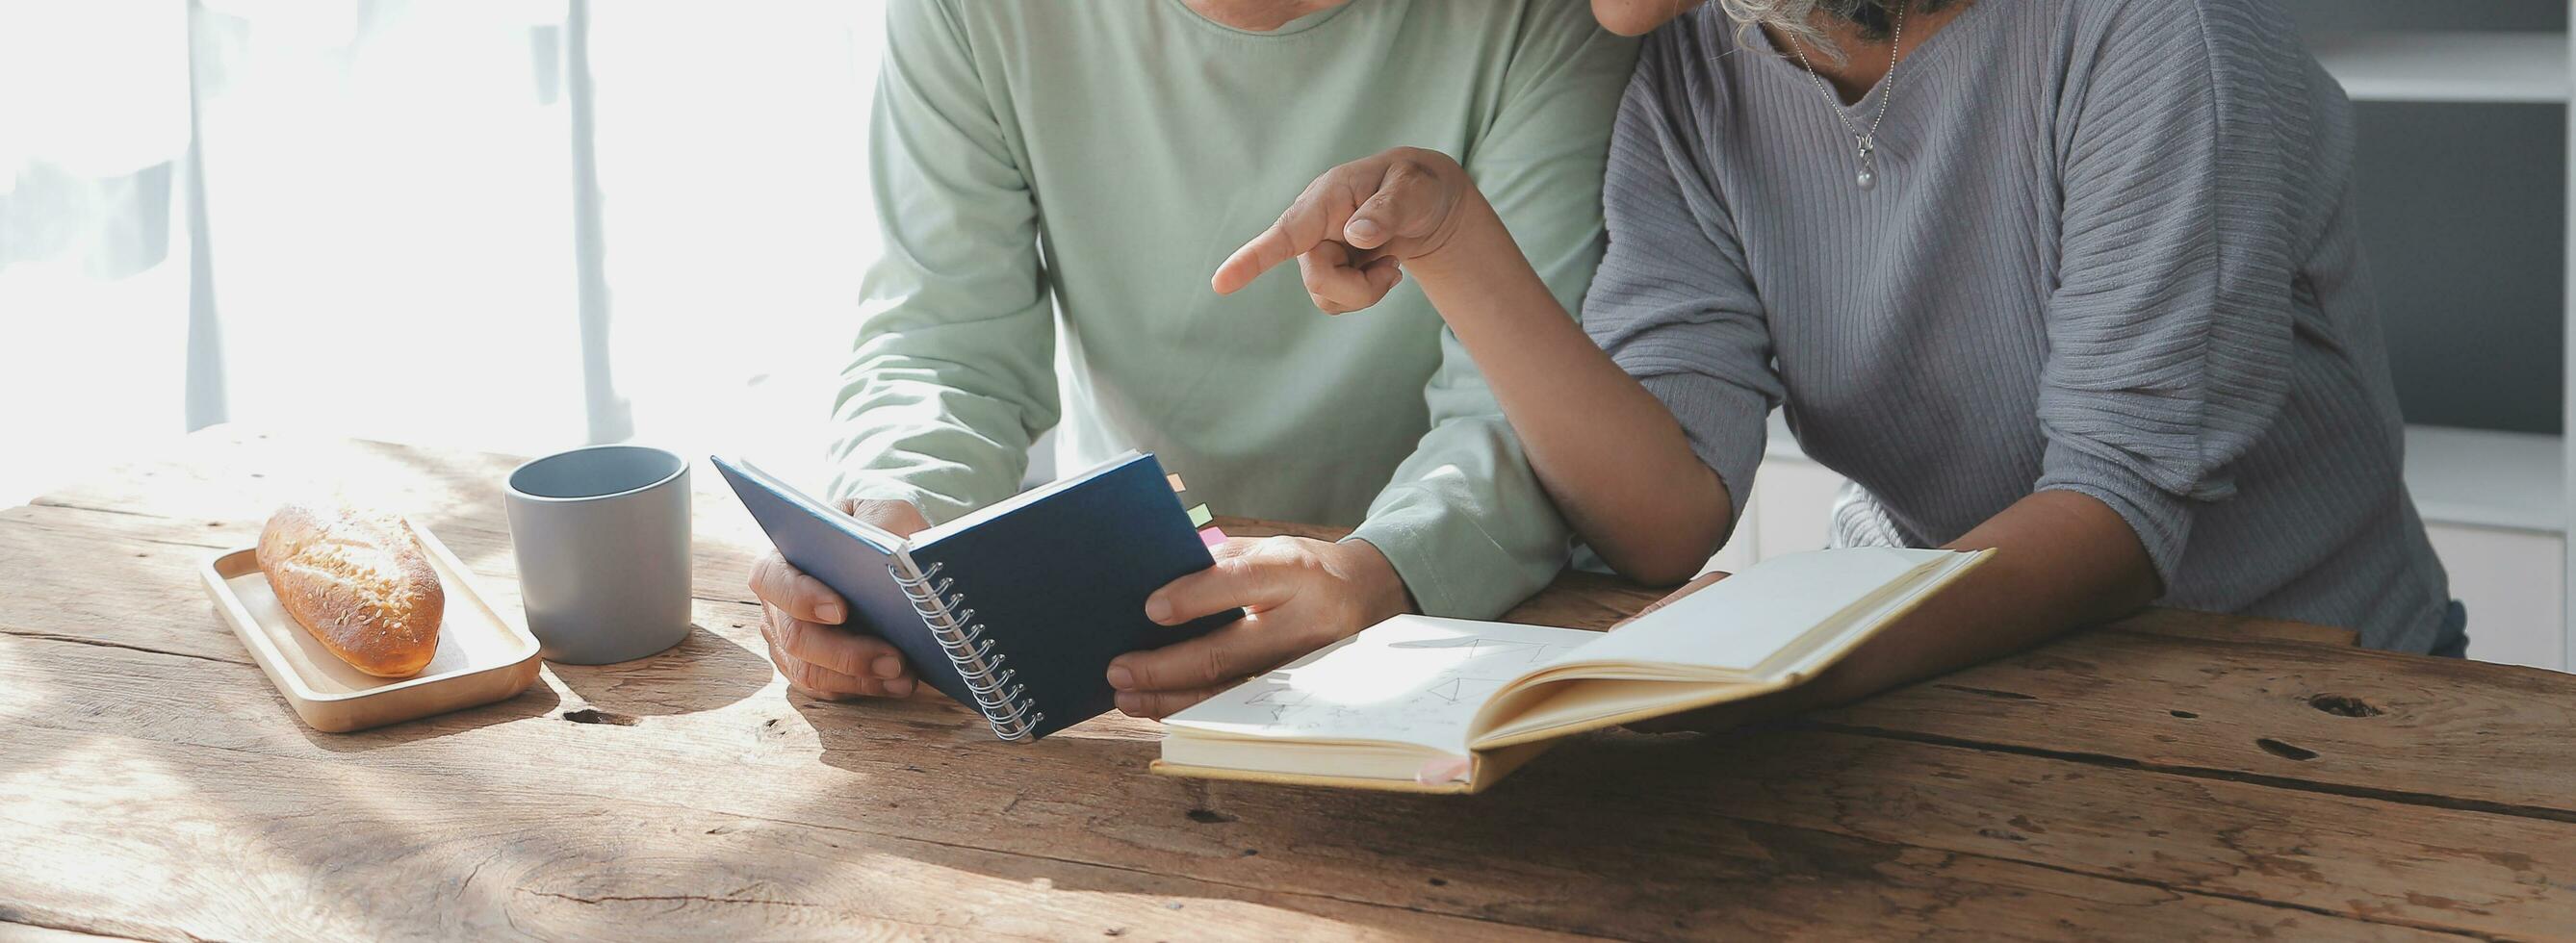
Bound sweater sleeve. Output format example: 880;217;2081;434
2033;0;2304;588
827;0;1058;522
1582;28;1781;531
1348;1;1635;618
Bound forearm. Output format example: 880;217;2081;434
1404;196;1731;583
1630;490;2160;736
1795;489;2160;710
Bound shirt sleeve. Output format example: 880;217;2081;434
1581;28;1781;532
827;0;1057;522
2034;0;2304;588
1348;2;1637;618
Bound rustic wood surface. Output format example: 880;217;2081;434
3;427;2571;941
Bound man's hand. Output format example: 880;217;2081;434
1104;536;1413;719
1210;146;1490;314
749;498;932;701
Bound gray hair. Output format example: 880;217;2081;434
1712;0;1835;52
1709;0;1951;63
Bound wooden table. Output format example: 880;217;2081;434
5;428;2574;941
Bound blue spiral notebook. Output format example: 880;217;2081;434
711;452;1239;741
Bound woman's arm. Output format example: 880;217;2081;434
1820;491;2159;698
1409;172;1736;584
1628;490;2159;733
1214;149;1732;584
1216;151;2163;717
1213;144;2166;726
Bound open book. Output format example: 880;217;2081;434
1150;547;1991;793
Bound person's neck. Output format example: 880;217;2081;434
1183;0;1347;32
1765;1;1976;104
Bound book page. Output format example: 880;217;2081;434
1162;616;1601;754
1543;548;1949;675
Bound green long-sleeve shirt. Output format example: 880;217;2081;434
832;0;1636;618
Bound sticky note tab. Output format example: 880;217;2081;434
1198;525;1228;548
1167;472;1187;493
1186;503;1212;527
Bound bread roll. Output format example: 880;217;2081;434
257;503;445;677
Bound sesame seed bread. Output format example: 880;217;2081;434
256;503;445;677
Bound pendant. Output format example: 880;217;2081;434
1855;144;1877;191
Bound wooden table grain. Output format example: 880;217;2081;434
4;428;2572;941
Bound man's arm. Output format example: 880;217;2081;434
753;0;1052;702
1350;2;1641;617
829;0;1055;520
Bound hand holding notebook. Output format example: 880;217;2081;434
748;497;930;700
716;452;1240;740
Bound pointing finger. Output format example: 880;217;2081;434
1215;212;1325;295
1214;162;1379;295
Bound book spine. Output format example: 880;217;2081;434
888;559;1043;741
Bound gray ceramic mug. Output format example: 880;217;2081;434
504;445;693;665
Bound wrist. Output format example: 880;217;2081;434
1331;537;1416;623
1401;188;1507;286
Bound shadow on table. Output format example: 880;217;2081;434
543;624;773;722
781;707;1809;938
794;686;1065;775
280;624;767;753
290;678;566;754
776;675;1817;933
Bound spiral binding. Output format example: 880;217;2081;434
889;560;1044;741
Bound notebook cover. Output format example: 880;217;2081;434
708;456;990;711
910;453;1238;739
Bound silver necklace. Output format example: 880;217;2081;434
1788;3;1907;191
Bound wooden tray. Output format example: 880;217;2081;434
200;522;542;733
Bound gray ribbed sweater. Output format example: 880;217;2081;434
1584;0;2452;650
